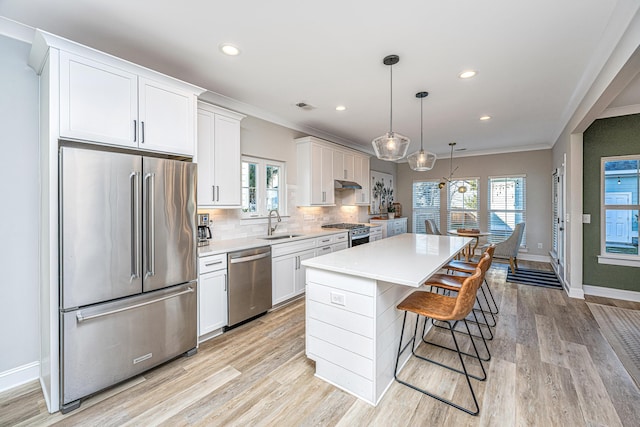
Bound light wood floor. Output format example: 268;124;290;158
2;261;640;426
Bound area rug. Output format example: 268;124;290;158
588;303;640;388
506;268;562;289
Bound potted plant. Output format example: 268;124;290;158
387;204;396;219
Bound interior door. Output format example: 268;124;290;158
142;157;197;292
60;147;142;309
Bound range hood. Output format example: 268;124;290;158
334;180;363;190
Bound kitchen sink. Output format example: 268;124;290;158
259;234;303;240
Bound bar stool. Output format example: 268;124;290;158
424;253;493;361
445;245;499;315
394;268;485;415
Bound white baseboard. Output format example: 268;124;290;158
0;361;39;393
518;253;552;263
567;286;585;299
583;285;640;302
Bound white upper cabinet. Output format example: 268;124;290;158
354;155;370;205
59;51;138;148
296;136;370;207
32;30;203;157
197;102;245;208
297;137;335;206
138;77;194;155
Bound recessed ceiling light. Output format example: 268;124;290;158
480;115;491;121
219;44;240;56
336;105;346;111
459;70;477;79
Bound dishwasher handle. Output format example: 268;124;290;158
230;252;271;264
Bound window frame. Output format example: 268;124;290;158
412;180;441;234
487;174;526;247
598;155;640;267
241;155;287;219
447;177;480;232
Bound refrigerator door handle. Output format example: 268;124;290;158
145;172;155;277
75;287;194;323
130;171;141;279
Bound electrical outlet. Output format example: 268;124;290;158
537;243;543;249
330;292;346;306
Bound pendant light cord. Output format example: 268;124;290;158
389;65;393;132
420;96;424;150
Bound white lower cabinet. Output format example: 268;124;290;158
369;226;383;242
273;248;315;305
198;254;228;341
370;218;407;238
272;232;348;305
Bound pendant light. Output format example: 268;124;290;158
407;91;437;171
372;55;410;161
438;142;467;193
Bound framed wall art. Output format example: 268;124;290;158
370;171;394;214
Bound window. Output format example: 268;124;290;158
487;176;526;246
241;156;286;218
447;178;479;231
412;181;440;233
600;156;639;265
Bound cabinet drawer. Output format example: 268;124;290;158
272;237;316;257
198;254;227;274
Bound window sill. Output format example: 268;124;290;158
598;255;640;267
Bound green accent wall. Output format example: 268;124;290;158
583;114;640;291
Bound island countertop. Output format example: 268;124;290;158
301;233;471;287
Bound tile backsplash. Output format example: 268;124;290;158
198;185;371;241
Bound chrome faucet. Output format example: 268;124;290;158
267;209;282;236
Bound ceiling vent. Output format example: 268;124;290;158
295;102;316;110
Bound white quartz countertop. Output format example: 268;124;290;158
301;233;472;287
197;228;348;257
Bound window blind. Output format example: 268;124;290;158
412;181;440;233
447;179;479;231
487;175;526;245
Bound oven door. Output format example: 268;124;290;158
350;235;370;247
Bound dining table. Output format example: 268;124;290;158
447;229;491;261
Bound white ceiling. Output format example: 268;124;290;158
1;0;638;158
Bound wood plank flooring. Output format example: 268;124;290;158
2;261;639;426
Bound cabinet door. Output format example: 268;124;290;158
197;109;215;205
272;254;297;305
138;77;195;156
311;144;334;205
199;269;228;336
343;153;355;181
321;146;335;204
355;156;370;205
59;51;138;148
213;114;241;206
295;250;316;294
333;150;344;180
331;242;349;252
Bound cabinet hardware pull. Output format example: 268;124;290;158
141;121;145;143
212;185;215;202
133;120;137;142
205;261;223;267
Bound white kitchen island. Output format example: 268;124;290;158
301;233;471;406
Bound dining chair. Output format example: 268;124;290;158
394;267;485;415
424;219;441;235
489;222;525;274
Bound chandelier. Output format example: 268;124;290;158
439;142;467;193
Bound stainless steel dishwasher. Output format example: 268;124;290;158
227;246;272;327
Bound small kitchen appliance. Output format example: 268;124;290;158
197;213;212;246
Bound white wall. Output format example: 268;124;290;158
0;34;40;390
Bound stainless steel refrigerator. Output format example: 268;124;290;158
59;146;197;412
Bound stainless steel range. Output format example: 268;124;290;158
321;223;370;247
